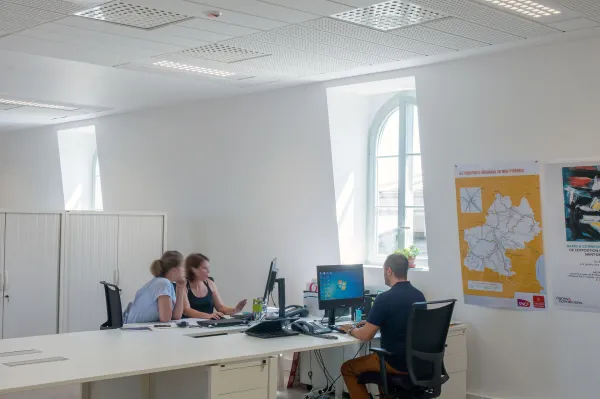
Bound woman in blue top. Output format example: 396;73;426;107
125;250;187;323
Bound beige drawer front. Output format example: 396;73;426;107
218;359;267;371
214;365;269;394
445;334;466;356
444;352;467;374
219;388;267;399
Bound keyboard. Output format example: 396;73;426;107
196;318;247;328
246;329;300;339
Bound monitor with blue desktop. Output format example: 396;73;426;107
317;264;364;327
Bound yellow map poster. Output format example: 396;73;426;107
455;162;546;310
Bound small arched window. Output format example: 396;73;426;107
367;93;427;265
92;151;103;211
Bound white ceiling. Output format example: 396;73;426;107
0;0;599;131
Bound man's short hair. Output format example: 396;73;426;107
384;253;409;279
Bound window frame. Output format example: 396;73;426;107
91;150;102;211
367;92;425;266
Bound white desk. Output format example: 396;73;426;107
0;320;466;399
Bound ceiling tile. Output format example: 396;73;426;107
272;24;420;60
332;0;389;6
3;0;107;14
22;23;185;55
423;17;524;44
0;103;23;111
409;0;560;38
303;18;451;55
221;37;365;72
548;17;599;31
0;2;64;33
155;25;233;42
470;0;581;23
257;0;355;15
186;0;319;23
55;16;209;48
244;30;398;65
392;25;486;50
175;18;258;36
0;34;135;66
553;0;600;22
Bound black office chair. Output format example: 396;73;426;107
100;281;123;330
358;299;456;399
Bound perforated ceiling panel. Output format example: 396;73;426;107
271;25;422;61
423;17;524;44
392;25;486;50
244;31;398;65
75;1;193;29
4;0;108;14
219;37;366;74
476;0;562;19
303;18;451;55
178;44;270;63
0;2;64;33
553;0;600;22
331;0;446;30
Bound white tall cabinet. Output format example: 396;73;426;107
60;212;166;333
0;212;62;339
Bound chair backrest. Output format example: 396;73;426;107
406;299;456;395
100;281;123;330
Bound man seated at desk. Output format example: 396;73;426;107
339;253;426;399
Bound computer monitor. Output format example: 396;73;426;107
316;264;364;326
262;258;278;303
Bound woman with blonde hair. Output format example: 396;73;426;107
125;250;187;323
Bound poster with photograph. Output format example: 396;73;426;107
545;163;600;312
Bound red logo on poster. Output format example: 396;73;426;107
517;299;531;308
533;296;546;309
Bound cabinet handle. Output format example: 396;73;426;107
113;269;119;286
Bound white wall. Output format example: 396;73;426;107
329;34;600;399
0;85;340;307
2;32;600;399
0;128;64;210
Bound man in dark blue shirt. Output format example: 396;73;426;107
340;253;425;399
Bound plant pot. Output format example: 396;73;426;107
408;257;416;268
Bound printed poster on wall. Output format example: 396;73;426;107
455;161;547;310
548;163;600;312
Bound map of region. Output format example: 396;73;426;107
455;168;545;306
464;193;541;277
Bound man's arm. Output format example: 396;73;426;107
340;294;385;341
347;322;379;341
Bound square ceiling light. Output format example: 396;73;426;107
330;0;447;31
75;1;193;29
0;98;78;111
482;0;562;18
152;61;236;77
178;44;270;64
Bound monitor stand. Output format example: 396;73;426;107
327;308;336;327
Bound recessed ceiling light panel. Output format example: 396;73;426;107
0;98;78;111
331;0;447;31
75;1;193;29
152;61;236;77
178;44;270;64
482;0;562;18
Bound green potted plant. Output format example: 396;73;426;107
395;245;420;268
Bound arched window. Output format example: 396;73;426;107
92;151;103;211
367;93;427;265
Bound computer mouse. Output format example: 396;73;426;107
176;321;189;328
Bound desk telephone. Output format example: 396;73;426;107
291;320;332;335
285;305;309;318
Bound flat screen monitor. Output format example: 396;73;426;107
317;264;364;311
262;258;278;303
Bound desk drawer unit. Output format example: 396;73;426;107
209;357;277;399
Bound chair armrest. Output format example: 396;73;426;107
369;347;393;396
370;347;393;357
